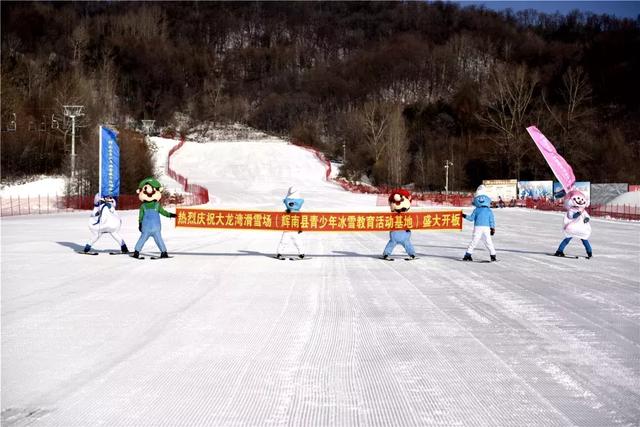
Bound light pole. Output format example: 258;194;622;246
63;105;84;178
342;141;346;164
444;160;453;196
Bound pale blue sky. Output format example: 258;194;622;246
451;1;640;19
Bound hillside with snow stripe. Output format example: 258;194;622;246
2;136;640;426
149;137;185;194
168;138;378;209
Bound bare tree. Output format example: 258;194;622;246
114;5;168;41
414;145;427;189
23;55;46;99
2;33;22;58
383;105;409;186
357;100;392;163
202;53;226;127
479;63;539;179
542;67;593;163
70;20;90;64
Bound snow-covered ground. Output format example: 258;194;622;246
608;191;640;207
2;138;640;426
0;176;66;198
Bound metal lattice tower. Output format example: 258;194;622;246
63;105;85;178
141;119;155;136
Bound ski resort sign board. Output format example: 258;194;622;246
482;179;518;201
175;208;463;232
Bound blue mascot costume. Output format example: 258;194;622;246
462;185;497;262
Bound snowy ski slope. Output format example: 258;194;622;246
1;137;639;426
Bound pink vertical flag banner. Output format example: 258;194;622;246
526;126;576;192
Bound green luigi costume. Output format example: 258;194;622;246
132;177;176;258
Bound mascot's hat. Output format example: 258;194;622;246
475;185;490;198
388;188;411;203
286;185;301;198
93;193;115;204
137;177;163;190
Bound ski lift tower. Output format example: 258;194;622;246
63;105;84;178
141;119;155;139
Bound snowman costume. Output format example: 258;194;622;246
554;189;592;258
276;186;305;259
84;193;129;253
462;185;497;261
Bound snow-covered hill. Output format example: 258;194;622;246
608;191;640;207
0;176;66;198
2;136;639;426
168;138;375;209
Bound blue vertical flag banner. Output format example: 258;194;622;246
100;126;120;197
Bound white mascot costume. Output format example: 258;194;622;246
554;189;592;258
275;186;305;260
82;194;129;254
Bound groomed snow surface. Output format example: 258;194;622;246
2;138;639;426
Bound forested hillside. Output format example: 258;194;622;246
2;1;639;193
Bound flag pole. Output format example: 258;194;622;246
98;126;103;197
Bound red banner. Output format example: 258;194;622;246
176;208;462;232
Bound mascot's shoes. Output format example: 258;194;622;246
83;244;92;253
132;250;141;259
554;251;565;257
160;252;169;259
462;253;473;261
120;244;129;254
490;255;497;262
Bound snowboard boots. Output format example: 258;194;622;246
132;250;140;258
555;250;592;258
275;253;303;260
160;251;169;258
83;244;92;253
462;253;473;261
490;254;497;262
121;244;129;254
